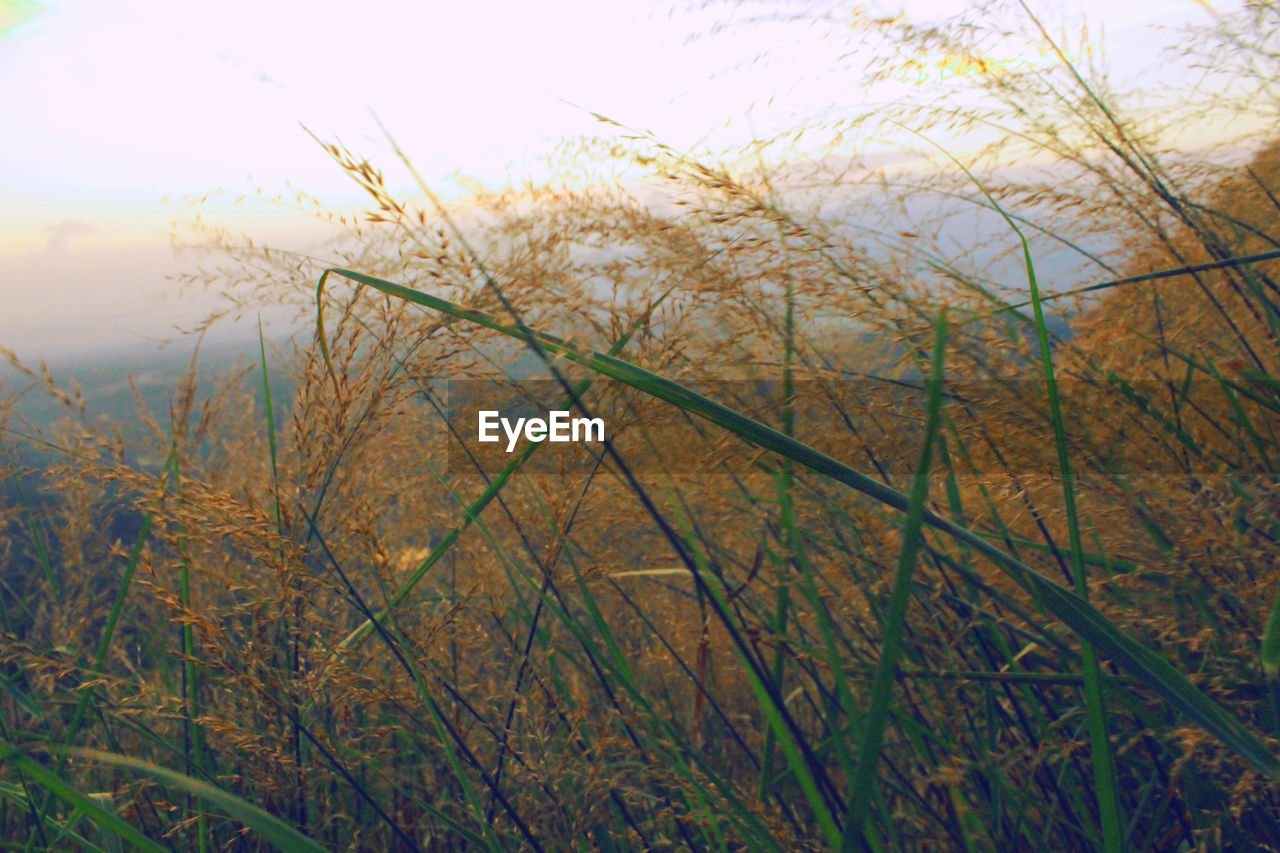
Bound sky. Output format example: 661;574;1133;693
0;0;1247;361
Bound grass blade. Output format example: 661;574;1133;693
1;745;166;853
65;748;329;852
316;264;1280;779
843;312;948;848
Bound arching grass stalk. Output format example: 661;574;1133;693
315;264;1280;780
991;247;1280;318
58;747;326;853
1;744;166;853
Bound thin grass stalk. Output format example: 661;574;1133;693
439;463;785;850
334;274;688;655
315;264;1280;779
165;440;209;852
1025;251;1127;847
989;247;1280;327
918;129;1125;850
507;467;748;849
256;321;305;838
842;312;947;849
760;271;797;805
482;449;610;825
30;452;170;842
302;504;539;852
366;135;871;828
573;513;800;851
0;444;59;606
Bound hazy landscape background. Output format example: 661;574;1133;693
1;0;1235;359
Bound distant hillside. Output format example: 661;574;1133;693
1;336;295;468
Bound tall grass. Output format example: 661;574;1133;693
2;1;1280;849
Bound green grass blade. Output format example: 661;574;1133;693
66;748;329;852
316;265;1280;780
921;129;1121;849
1;746;167;853
0;671;42;721
843;312;947;848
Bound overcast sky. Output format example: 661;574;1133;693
0;0;1241;360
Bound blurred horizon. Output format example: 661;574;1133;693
0;0;1254;360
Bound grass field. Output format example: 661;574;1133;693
2;3;1280;850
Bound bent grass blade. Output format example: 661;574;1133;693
317;265;1280;779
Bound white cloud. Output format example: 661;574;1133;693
43;219;95;254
